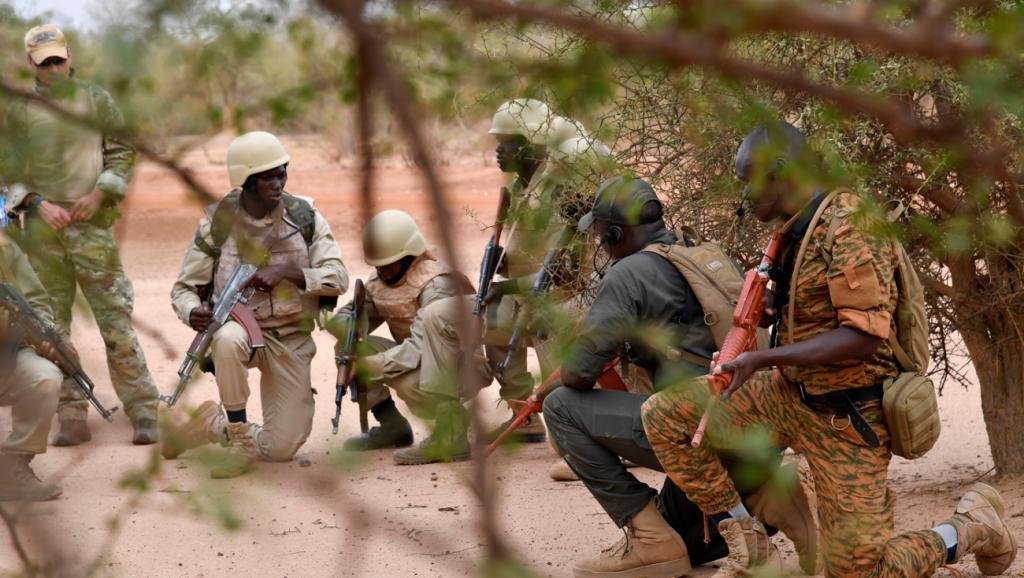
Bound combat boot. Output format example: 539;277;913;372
487;412;546;444
549;459;580;482
0;454;62;502
573;499;691;578
210;422;257;479
712;517;780;578
160;400;227;459
132;418;159;445
745;463;819;575
343;400;414;451
394;400;470;466
52;419;91;447
946;483;1017;575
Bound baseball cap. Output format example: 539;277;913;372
578;176;663;233
25;24;69;65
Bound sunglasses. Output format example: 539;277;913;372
37;57;67;68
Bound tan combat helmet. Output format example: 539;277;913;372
226;131;291;187
489;99;554;145
363;209;428;267
547;135;614;186
547;115;589;148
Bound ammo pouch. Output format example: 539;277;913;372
882;372;940;459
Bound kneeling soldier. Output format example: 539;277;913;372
164;131;347;478
327;210;474;451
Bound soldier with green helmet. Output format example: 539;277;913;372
1;24;160;446
164;131;347;478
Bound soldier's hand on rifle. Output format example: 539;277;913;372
715;350;763;399
70;189;105;222
36;200;73;230
759;288;777;328
341;354;384;381
189;304;214;332
484;279;516;305
249;264;305;291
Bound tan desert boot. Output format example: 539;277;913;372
549;459;580;482
745;465;819;574
160;400;227;459
52;419;91;447
487;412;546;445
0;454;62;502
712;517;781;578
573;499;691;578
210;422;257;479
947;483;1017;575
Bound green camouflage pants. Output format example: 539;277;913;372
19;217;158;423
641;369;946;578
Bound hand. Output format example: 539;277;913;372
484;280;514;305
248;264;300;292
70;189;105;222
714;351;762;399
189;304;213;332
37;200;73;230
759;288;777;328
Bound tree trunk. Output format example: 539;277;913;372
958;318;1024;475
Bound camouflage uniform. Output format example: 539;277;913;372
641;192;948;577
2;78;159;423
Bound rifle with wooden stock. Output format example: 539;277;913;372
473;186;512;319
333;279;367;435
0;282;119;421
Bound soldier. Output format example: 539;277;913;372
0;232;64;501
641;123;1016;577
0;24;160;446
326;209;475;452
164;131;347;478
546;176;817;577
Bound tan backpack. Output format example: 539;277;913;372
797;190;938;459
643;229;768;367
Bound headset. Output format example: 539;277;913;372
602;224;624;247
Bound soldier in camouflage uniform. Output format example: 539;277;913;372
325;209;476;454
641;122;1017;577
1;24;160;446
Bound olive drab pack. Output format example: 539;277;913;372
643;229;769;366
801;190;938;459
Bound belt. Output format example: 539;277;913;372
797;383;884;447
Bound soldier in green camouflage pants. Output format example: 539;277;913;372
642;123;1016;577
1;24;159;445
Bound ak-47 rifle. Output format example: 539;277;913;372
161;263;264;407
473;186;512;318
0;282;120;421
691;230;783;447
332;279;367;435
497;225;575;377
485;359;626;457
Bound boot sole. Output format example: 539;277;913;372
968;483;1018;575
573;556;691;578
394;452;471;466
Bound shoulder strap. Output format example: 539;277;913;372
282;193;316;244
786;191;840;345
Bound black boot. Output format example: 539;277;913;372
343;399;414;451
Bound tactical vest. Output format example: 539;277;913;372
204;193;313;329
364;254;469;342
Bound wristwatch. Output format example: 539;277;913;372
23;195;44;212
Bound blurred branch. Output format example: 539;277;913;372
0;79;217;206
0;504;37;575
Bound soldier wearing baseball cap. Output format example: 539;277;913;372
1;23;163;447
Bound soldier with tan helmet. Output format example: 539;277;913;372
325;210;475;453
164;131;347;478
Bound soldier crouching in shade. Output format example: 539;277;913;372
546;176;818;578
1;24;160;446
325;210;475;452
163;131;347;479
0;231;64;501
641;122;1016;577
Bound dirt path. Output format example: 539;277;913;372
1;136;1021;578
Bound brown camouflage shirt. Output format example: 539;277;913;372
777;190;900;395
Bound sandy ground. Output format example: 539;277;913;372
1;135;1022;578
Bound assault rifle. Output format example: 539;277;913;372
332;279;367;435
497;225;575;377
691;230;783;447
473;186;512;318
0;282;119;421
161;263;264;407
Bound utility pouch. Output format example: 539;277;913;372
882;372;940;459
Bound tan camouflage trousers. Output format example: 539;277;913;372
19;217;158;422
641;369;946;578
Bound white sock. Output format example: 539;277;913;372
933;523;958;549
728;503;751;520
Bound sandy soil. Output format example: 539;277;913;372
1;135;1022;578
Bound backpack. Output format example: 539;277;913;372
643;228;769;366
798;190;937;459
